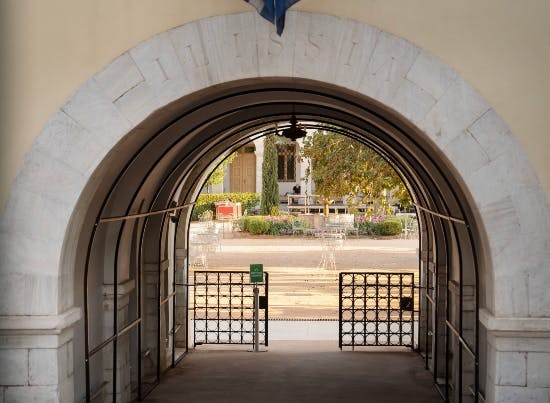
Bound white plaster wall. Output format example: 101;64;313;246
0;11;549;402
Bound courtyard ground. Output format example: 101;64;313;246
191;233;419;320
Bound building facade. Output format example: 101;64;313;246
223;138;309;198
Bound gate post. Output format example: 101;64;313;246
338;273;343;349
253;286;260;353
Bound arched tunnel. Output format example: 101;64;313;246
69;77;487;401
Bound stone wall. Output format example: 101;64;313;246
482;310;550;401
0;309;79;402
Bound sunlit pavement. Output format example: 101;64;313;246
194;234;419;320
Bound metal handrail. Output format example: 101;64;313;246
97;202;195;224
446;320;476;360
88;318;141;358
413;203;466;225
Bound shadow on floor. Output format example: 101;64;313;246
145;341;442;403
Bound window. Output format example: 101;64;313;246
277;144;296;181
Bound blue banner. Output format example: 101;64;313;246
244;0;300;35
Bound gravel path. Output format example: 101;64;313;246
191;234;419;319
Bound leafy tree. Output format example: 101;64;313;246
301;130;410;215
260;134;279;215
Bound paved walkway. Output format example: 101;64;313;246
206;235;419;271
195;234;419;319
146;341;441;403
154;234;440;402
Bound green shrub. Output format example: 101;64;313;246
239;216;258;232
239;216;252;232
238;214;403;236
238;215;295;235
355;216;403;236
267;215;294;235
356;221;379;236
269;221;291;235
379;218;403;236
246;217;271;235
191;193;260;220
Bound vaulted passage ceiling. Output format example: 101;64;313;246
82;77;480;232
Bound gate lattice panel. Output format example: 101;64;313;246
339;272;414;348
193;271;268;346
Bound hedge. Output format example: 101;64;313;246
379;218;403;236
235;215;403;237
244;217;271;235
191;193;260;220
236;215;295;235
355;217;403;236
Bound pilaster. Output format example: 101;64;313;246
0;307;80;403
481;309;550;402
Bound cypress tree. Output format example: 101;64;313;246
260;134;279;215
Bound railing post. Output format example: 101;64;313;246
253;286;260;352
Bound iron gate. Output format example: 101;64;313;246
193;271;268;346
339;272;415;348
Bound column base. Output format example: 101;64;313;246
0;308;81;403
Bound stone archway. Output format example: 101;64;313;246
1;11;549;402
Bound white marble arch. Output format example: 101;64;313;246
1;10;550;402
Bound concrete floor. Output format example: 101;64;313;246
160;235;438;402
145;341;442;403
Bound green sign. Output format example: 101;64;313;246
249;264;264;283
